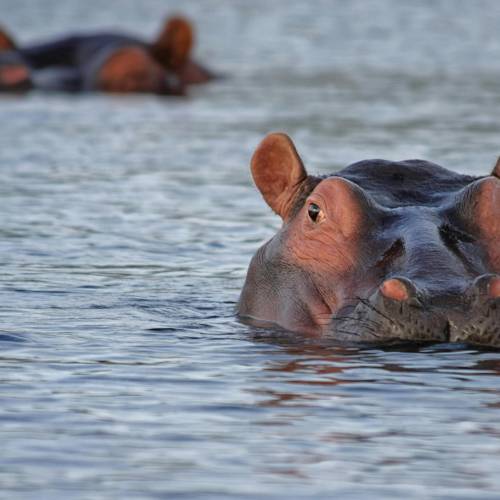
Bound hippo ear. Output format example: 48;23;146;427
251;133;308;219
492;157;500;178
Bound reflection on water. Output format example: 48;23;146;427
250;340;500;496
1;0;500;498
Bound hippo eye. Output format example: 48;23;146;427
308;203;322;223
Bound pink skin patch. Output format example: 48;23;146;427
476;178;500;271
97;47;166;94
284;177;372;320
380;278;409;302
0;65;30;86
490;277;500;299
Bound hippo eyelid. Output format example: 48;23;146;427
308;193;328;210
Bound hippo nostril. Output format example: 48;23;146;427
380;278;413;302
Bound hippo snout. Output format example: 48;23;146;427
330;274;500;346
330;280;449;344
448;275;500;346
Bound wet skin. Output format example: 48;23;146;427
239;133;500;347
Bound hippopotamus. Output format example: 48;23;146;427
239;133;500;347
0;45;174;94
0;16;214;94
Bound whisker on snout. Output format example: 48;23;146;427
330;316;383;335
356;297;399;327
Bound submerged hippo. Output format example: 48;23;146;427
239;133;500;346
0;16;214;94
0;46;176;94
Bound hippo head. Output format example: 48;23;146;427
239;133;500;346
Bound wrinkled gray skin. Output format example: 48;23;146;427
239;134;500;347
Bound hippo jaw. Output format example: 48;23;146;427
239;133;500;348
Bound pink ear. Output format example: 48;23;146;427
492;157;500;179
250;133;308;219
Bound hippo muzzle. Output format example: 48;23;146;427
239;133;500;347
332;274;500;345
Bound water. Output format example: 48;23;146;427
1;0;500;498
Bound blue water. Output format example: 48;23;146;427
1;1;500;498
